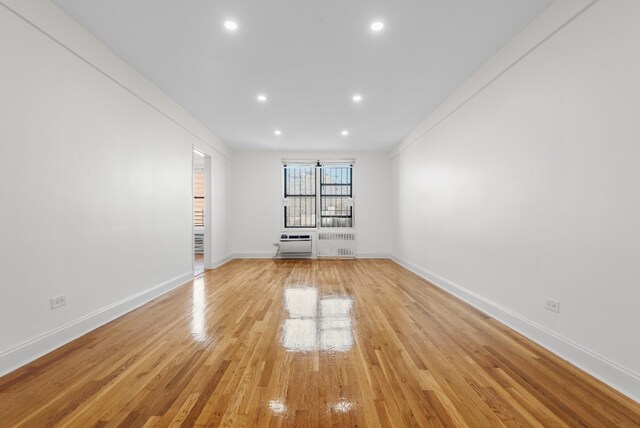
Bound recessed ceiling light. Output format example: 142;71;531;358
341;130;349;136
352;94;363;103
274;129;282;136
224;20;238;31
371;21;384;32
257;94;267;102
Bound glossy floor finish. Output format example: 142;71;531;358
1;260;638;427
194;253;204;275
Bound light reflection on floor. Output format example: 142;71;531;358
331;400;353;413
190;276;208;341
268;399;287;415
282;288;354;352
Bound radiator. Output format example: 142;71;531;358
317;231;356;258
277;234;312;257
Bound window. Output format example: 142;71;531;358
284;164;316;228
283;162;353;229
193;168;205;227
320;165;353;228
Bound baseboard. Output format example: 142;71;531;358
231;252;276;259
391;256;640;403
231;253;319;260
230;252;392;260
357;252;392;259
209;255;234;270
0;271;193;377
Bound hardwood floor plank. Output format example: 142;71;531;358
0;259;638;427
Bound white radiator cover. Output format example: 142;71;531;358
317;231;356;258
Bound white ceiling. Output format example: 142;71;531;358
52;0;553;152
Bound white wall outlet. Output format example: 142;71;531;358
50;294;67;310
545;298;560;313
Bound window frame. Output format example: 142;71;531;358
282;161;354;230
283;164;317;229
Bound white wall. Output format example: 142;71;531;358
209;153;234;266
231;152;391;257
0;0;232;374
391;0;640;400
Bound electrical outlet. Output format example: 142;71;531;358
50;294;67;310
545;298;560;313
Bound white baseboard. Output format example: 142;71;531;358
231;252;276;259
232;253;316;260
209;255;234;269
391;256;640;403
230;252;392;260
0;271;193;377
357;252;392;259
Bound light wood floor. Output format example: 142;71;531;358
1;259;638;427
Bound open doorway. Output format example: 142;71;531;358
193;148;209;275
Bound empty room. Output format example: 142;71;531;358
1;0;639;426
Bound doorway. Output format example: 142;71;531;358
193;148;209;275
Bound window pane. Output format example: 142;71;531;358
321;185;350;196
285;196;316;228
285;165;315;196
